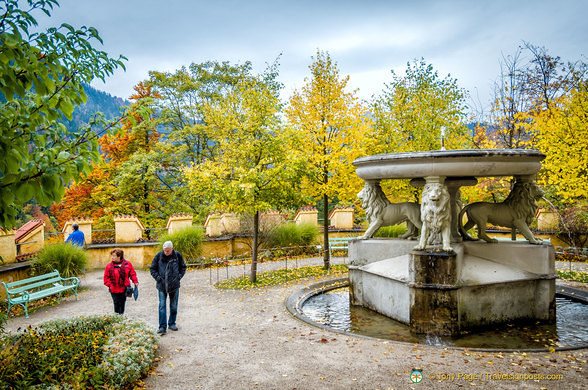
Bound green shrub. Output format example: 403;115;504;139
0;315;157;389
267;222;318;249
373;224;408;238
298;222;319;245
159;226;204;262
33;242;89;278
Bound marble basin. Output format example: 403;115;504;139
353;149;545;180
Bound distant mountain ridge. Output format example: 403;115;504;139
62;83;128;132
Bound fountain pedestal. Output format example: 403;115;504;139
349;240;556;336
409;250;459;335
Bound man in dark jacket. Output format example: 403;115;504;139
150;241;187;334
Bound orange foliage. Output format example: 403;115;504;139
51;163;112;228
52;81;163;229
23;203;56;232
129;81;162;101
98;130;134;163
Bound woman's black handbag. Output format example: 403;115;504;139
125;286;133;297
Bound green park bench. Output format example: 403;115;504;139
2;270;80;318
328;237;356;256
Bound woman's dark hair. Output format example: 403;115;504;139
110;248;124;260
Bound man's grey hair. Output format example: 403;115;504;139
163;241;173;249
72;223;79;230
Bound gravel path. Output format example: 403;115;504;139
4;258;586;390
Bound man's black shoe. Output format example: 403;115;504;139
169;324;178;331
157;327;167;335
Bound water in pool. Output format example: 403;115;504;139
302;288;588;349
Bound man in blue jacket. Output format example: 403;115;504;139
66;223;85;247
150;241;187;335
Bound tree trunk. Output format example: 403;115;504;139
144;180;150;239
250;210;259;283
323;193;330;269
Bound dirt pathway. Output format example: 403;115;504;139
5;258;586;389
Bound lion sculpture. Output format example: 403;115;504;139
458;180;544;244
415;181;453;252
358;181;421;240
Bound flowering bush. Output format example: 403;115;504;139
0;315;158;389
98;319;158;387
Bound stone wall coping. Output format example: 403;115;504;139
113;215;145;230
294;207;318;221
0;260;32;273
15;219;44;243
62;218;94;231
328;207;354;219
166;214;193;228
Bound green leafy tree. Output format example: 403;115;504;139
285;51;371;268
371;58;469;153
0;0;126;228
370;58;470;202
147;61;254;220
184;61;302;282
107;83;176;231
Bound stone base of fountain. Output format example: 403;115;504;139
349;239;556;336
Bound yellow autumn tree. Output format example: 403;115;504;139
285;51;372;268
476;45;587;207
535;79;588;203
183;62;303;282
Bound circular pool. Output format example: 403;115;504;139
286;278;588;351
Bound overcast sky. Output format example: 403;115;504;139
37;0;587;109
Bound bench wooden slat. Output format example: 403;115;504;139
6;277;63;294
10;286;71;303
4;271;60;288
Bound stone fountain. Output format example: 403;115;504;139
349;149;556;336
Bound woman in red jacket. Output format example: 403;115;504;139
103;248;139;315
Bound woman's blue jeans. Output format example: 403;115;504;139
158;288;179;330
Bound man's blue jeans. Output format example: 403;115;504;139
158;288;179;330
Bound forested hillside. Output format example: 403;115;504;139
61;84;128;132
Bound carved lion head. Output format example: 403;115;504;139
505;181;544;220
358;181;389;221
421;182;451;225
